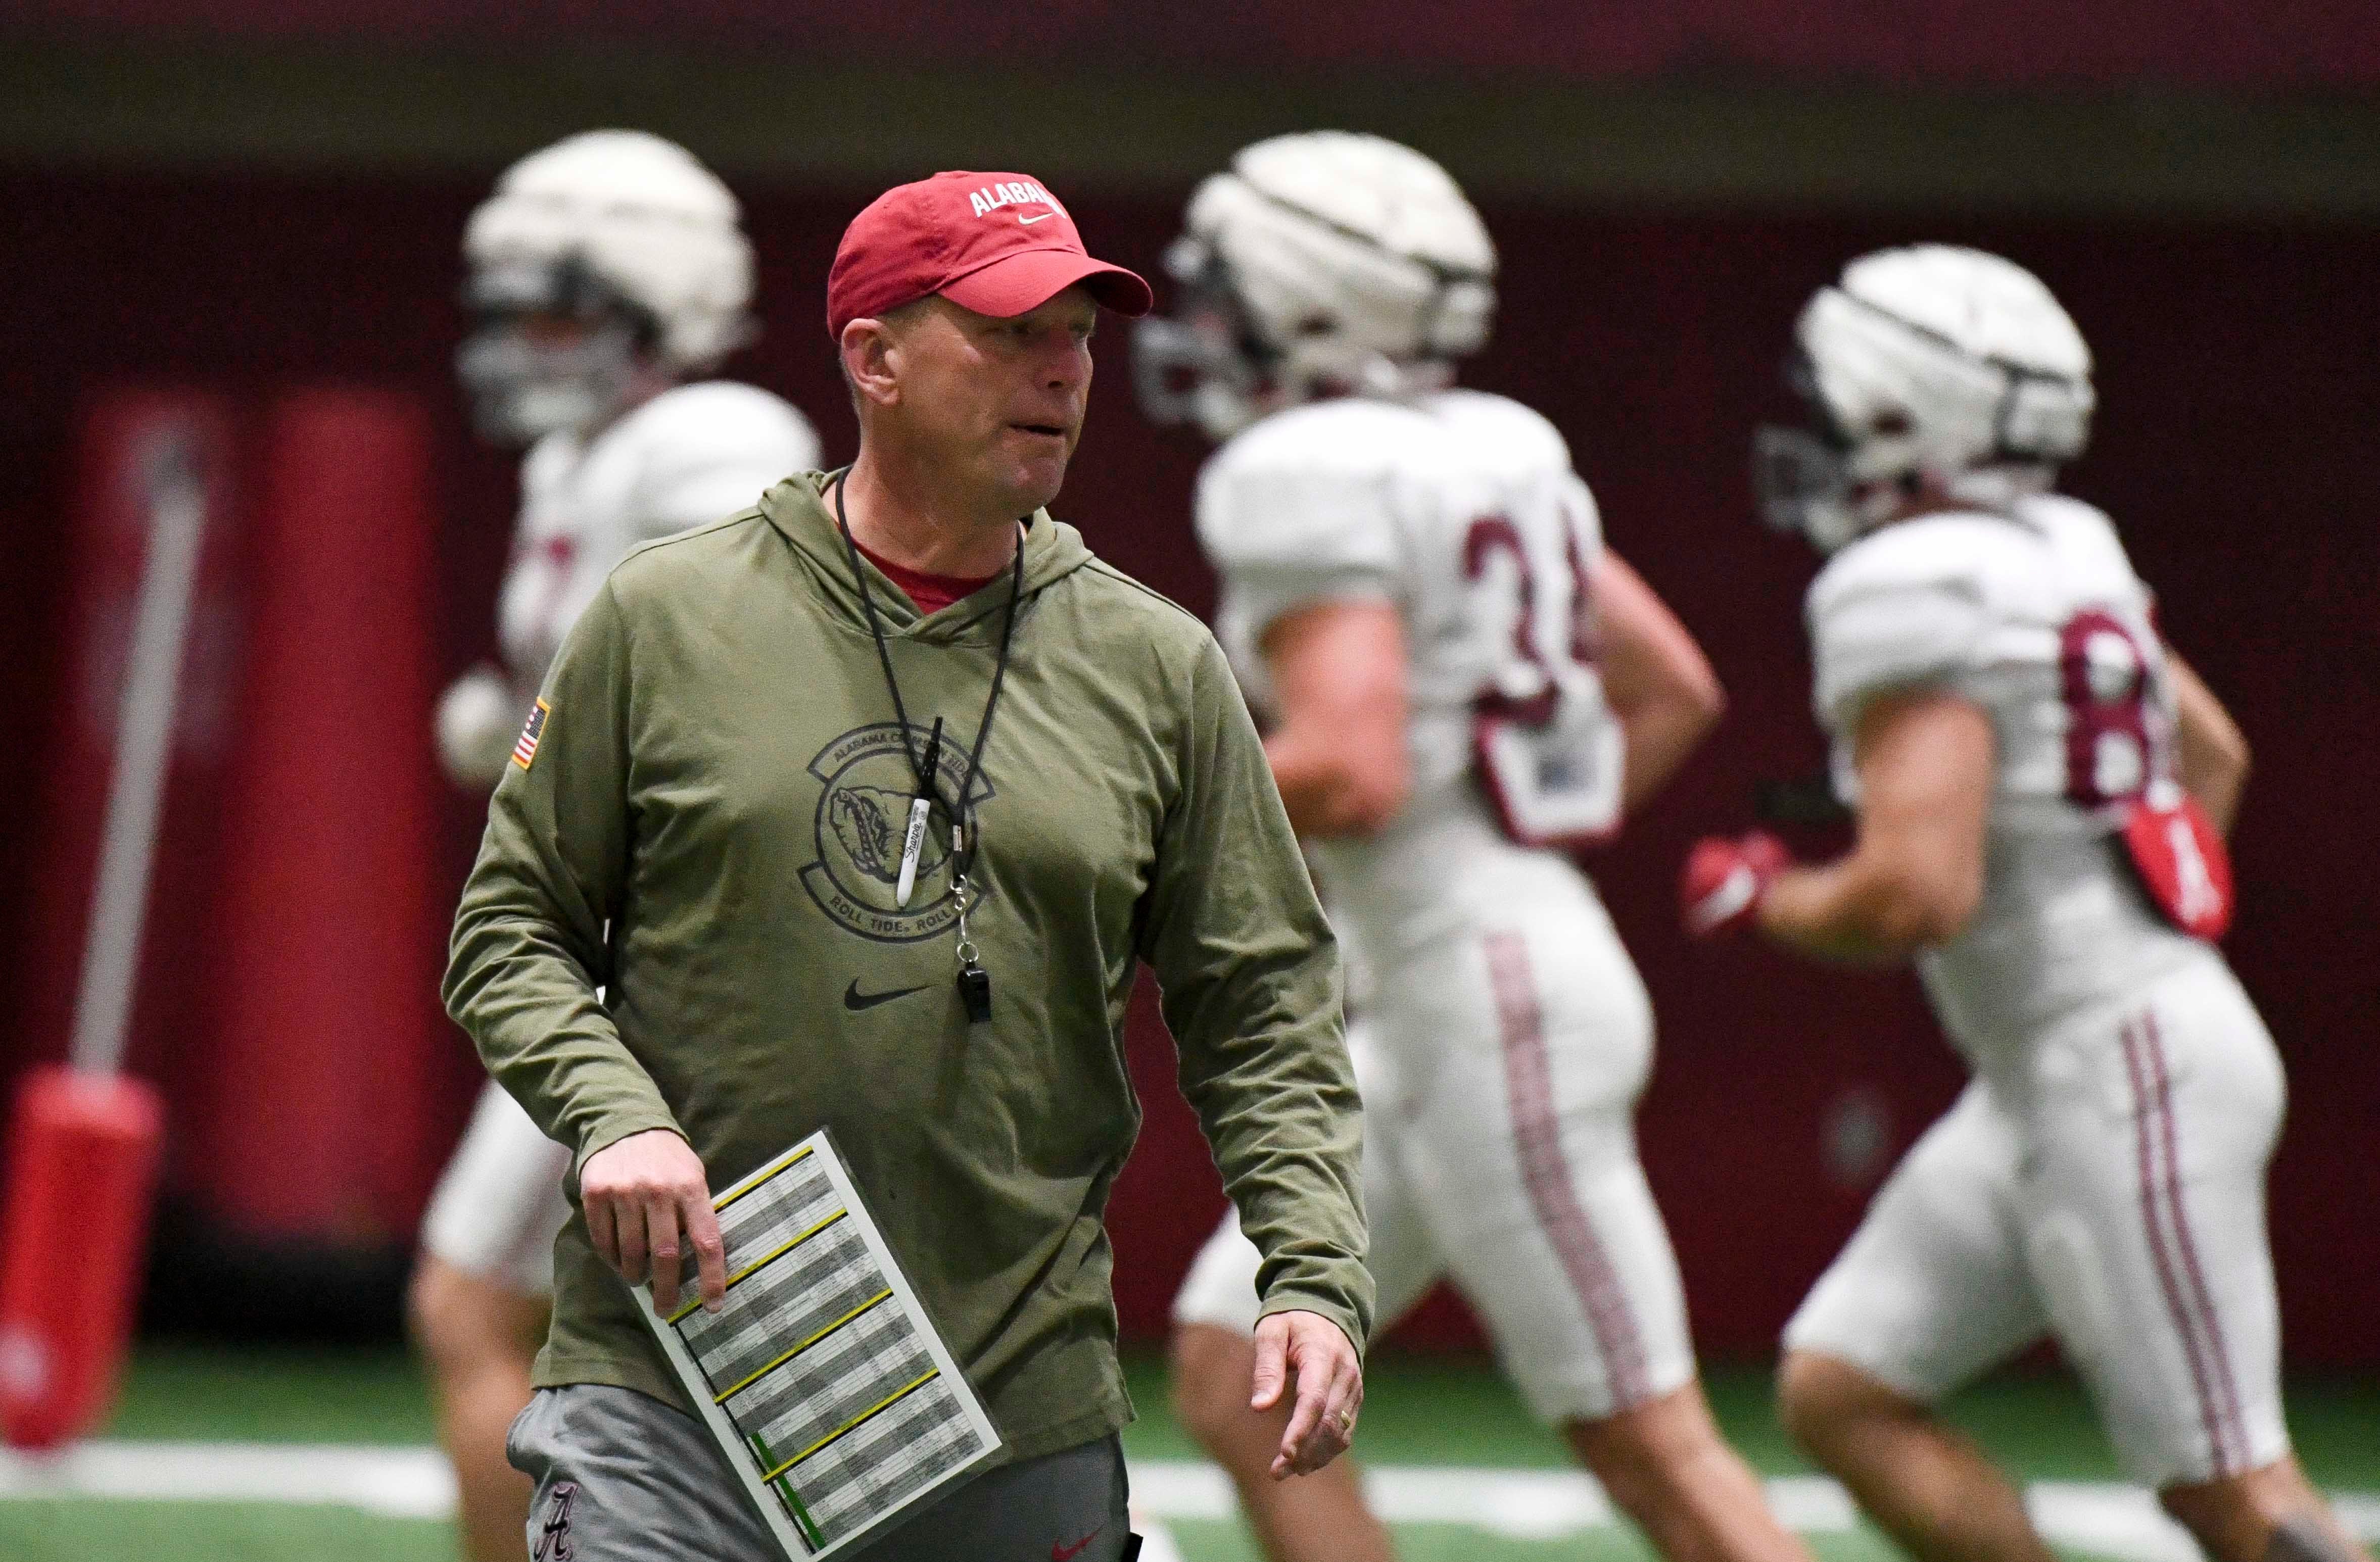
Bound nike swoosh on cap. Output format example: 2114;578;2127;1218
1018;212;1056;224
844;980;930;1011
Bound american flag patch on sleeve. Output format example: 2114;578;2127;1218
511;699;550;770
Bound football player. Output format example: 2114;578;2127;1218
1139;132;1811;1562
412;129;819;1562
1682;245;2368;1562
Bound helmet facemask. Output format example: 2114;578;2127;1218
456;252;663;445
1132;236;1289;442
1752;350;1900;555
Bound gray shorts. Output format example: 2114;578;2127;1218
506;1384;1135;1562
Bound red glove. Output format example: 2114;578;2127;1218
1680;832;1792;937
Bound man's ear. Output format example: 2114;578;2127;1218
840;317;901;409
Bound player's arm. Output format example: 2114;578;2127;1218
1595;549;1725;815
436;664;528;790
1752;689;1993;963
1257;600;1411;839
2166;649;2250;837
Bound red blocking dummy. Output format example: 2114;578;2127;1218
0;1067;163;1450
4;395;220;1450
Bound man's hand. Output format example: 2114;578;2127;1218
1680;831;1792;937
579;1129;726;1316
1250;1309;1363;1480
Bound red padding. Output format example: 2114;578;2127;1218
184;390;444;1243
0;1066;163;1450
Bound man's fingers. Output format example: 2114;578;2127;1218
585;1194;619;1272
1326;1367;1362;1435
1274;1349;1330;1476
1318;1359;1361;1458
1267;1320;1362;1478
615;1195;650;1288
646;1194;684;1314
687;1198;728;1313
1249;1322;1288;1412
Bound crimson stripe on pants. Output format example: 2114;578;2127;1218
1483;930;1650;1411
2119;1016;2237;1475
2140;1010;2250;1474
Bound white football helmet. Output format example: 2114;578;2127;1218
1134;131;1497;441
458;130;755;444
1755;244;2095;553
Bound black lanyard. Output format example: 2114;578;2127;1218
830;470;1024;1022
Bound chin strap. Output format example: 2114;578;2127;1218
1940;462;2058;513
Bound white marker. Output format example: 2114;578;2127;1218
895;795;931;907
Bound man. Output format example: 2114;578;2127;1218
444;169;1371;1562
1137;132;1810;1562
413;128;820;1562
1682;244;2369;1562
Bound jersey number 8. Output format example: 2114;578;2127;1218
2061;607;2234;940
2059;607;2165;811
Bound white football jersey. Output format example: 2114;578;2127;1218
1198;390;1623;964
1807;493;2208;1068
500;380;819;681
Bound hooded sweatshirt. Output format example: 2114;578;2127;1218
444;472;1369;1462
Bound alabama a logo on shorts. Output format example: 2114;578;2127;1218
531;1480;577;1561
799;722;996;943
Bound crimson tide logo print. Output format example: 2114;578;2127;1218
798;722;996;943
531;1480;578;1561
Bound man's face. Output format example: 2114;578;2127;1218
885;288;1097;515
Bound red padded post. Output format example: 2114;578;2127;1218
183;389;444;1243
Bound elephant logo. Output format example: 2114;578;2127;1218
828;785;953;886
800;722;992;942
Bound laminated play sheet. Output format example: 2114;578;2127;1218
634;1131;1001;1558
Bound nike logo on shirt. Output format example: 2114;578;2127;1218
1018;212;1056;225
844;980;929;1011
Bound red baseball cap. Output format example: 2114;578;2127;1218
827;171;1152;339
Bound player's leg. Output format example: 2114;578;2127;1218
1167;1022;1432;1562
1776;1081;2056;1562
2163;1460;2372;1562
411;1081;576;1562
1775;1351;2050;1562
1399;911;1807;1562
2020;967;2371;1562
411;1257;550;1562
1562;1372;1805;1562
1170;1318;1393;1562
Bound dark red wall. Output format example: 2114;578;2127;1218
3;170;2372;1362
13;2;2380;88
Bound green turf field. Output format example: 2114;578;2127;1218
0;1345;2370;1561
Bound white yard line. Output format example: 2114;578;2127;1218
0;1441;454;1520
2;1443;2374;1559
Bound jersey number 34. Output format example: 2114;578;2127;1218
1463;511;1623;850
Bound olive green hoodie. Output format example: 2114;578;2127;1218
444;472;1369;1462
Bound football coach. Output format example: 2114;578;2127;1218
443;169;1371;1562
